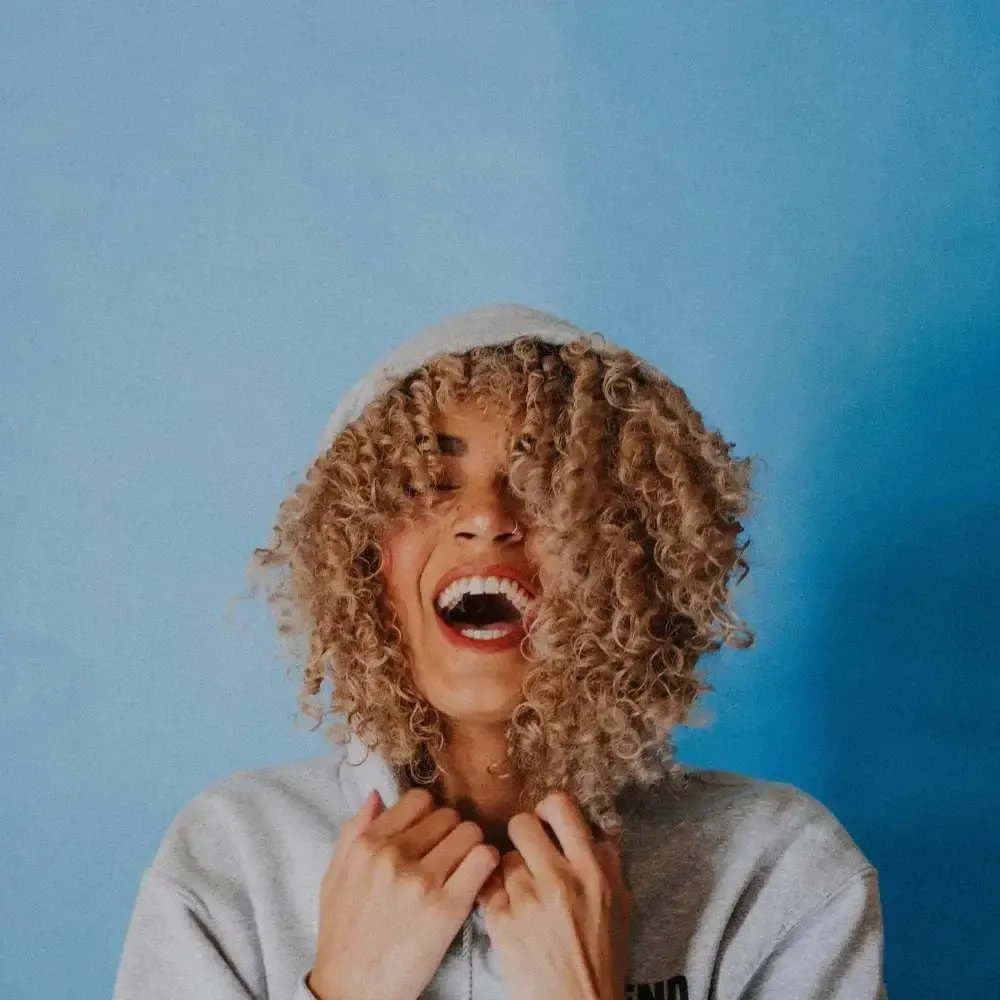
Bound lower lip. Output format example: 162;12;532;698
435;611;527;652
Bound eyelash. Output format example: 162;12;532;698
404;482;458;497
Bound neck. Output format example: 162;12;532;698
428;721;524;855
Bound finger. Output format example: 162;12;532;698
507;811;567;880
498;847;534;901
420;820;486;886
443;841;501;910
478;866;501;895
365;787;437;840
533;791;602;878
337;789;384;853
594;833;622;871
392;806;463;860
476;867;507;912
593;838;629;906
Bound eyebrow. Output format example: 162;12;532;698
436;434;467;456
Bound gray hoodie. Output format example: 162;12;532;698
112;305;887;1000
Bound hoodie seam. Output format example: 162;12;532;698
146;864;214;924
736;865;878;991
144;865;265;1000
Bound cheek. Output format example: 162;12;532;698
379;539;396;581
379;534;405;600
380;519;436;600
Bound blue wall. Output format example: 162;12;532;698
2;3;997;995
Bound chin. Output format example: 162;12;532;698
417;657;526;720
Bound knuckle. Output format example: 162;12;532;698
399;866;436;898
552;874;583;907
353;831;381;862
372;841;406;878
551;878;573;904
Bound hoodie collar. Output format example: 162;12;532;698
337;727;409;812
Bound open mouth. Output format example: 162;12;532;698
434;569;535;648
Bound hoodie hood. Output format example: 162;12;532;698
319;303;622;453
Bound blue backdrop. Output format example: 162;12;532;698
2;3;998;996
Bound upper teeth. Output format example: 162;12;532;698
436;576;533;616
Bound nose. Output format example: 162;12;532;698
450;479;522;544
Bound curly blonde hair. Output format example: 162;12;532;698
253;335;756;834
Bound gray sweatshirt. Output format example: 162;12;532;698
113;305;887;1000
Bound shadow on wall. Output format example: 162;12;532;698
812;320;1000;995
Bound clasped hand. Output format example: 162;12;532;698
477;792;633;1000
306;787;630;1000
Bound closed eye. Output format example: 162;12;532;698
404;482;459;497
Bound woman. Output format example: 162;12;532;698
113;304;886;999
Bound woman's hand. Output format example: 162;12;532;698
308;787;501;1000
476;792;633;1000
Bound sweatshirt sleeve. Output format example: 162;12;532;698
112;866;319;1000
738;868;887;999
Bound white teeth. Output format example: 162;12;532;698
460;627;509;640
436;575;533;615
